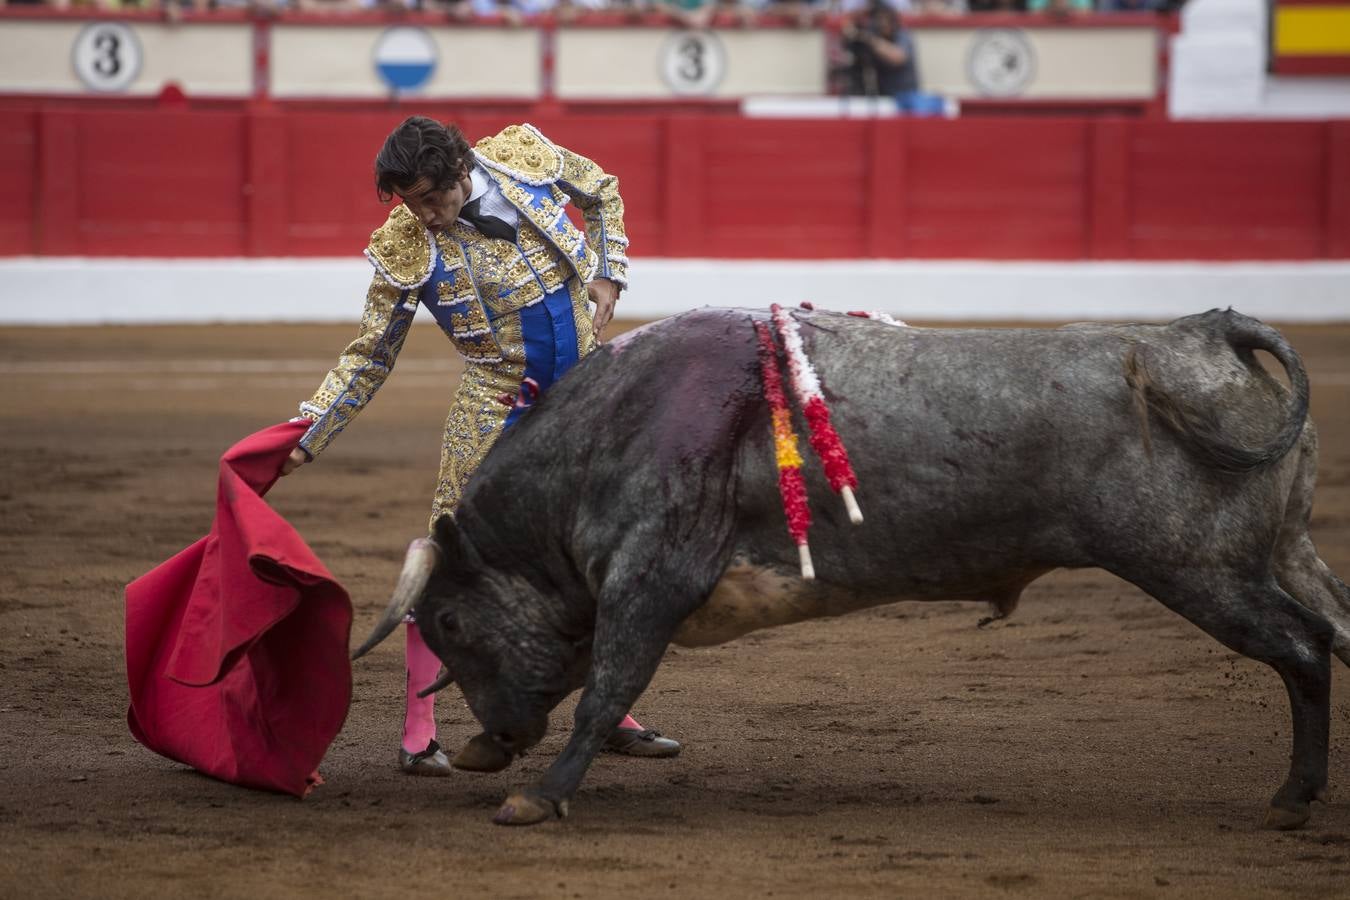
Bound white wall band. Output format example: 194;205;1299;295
1;258;1347;324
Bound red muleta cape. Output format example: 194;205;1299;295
125;420;352;797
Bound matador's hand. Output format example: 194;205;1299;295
587;278;620;343
280;447;309;476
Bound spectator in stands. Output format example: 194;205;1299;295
839;0;925;103
837;0;911;13
555;0;612;24
468;0;556;21
968;0;1027;11
743;0;830;28
206;0;293;12
295;0;361;12
653;0;725;28
1025;0;1091;14
912;0;965;13
1100;0;1166;11
838;0;971;20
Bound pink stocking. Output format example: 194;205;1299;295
401;621;440;754
619;714;643;731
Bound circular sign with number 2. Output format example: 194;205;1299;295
72;23;142;94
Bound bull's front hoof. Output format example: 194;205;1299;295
452;732;513;773
1262;803;1311;831
493;791;563;827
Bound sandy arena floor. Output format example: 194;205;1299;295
1;319;1349;899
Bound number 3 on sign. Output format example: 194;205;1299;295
659;31;726;97
72;23;142;93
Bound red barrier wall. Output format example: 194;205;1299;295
3;105;1348;260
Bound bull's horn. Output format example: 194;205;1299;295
351;537;439;661
416;669;455;699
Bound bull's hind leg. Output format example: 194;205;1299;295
1273;423;1350;665
1276;534;1350;668
1124;570;1333;829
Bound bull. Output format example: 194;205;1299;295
353;307;1350;829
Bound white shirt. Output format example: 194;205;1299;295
457;163;521;233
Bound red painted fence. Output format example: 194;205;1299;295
3;104;1348;260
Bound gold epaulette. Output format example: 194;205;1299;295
474;123;564;187
364;204;437;290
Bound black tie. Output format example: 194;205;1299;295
459;197;516;243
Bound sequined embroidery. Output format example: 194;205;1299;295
428;312;527;529
297;275;416;458
473;123;565;186
365;205;436;290
569;280;597;359
447;306;491;339
435;277;476;307
489;177;598;284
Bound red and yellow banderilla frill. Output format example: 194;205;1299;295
755;319;815;579
771;303;863;525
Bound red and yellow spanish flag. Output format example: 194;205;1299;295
1274;0;1350;74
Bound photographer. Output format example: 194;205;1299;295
839;0;919;101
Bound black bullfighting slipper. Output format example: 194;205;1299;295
398;739;453;776
603;727;681;758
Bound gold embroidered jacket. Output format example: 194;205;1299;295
296;123;628;464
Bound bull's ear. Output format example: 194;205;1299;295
431;513;479;573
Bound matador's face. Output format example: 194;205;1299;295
397;167;473;233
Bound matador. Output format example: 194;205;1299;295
286;117;681;774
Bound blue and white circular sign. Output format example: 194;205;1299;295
373;27;437;92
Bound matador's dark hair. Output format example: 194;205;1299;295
374;117;473;202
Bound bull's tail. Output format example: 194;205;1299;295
1124;310;1310;473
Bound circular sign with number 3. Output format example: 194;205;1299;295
659;31;726;97
72;23;142;94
